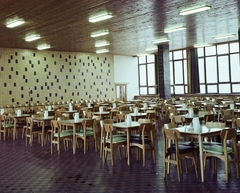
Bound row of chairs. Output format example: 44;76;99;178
0;109;158;167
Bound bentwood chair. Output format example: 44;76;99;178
75;119;97;154
162;128;198;182
171;115;185;126
92;115;102;150
25;117;42;146
130;122;156;166
0;115;14;141
203;128;239;183
102;120;127;166
100;119;114;158
50;120;73;155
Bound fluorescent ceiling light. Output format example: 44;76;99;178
6;18;25;28
95;41;110;47
164;26;186;33
25;34;41;42
214;34;235;40
89;13;112;23
96;49;109;54
91;30;109;37
194;43;212;48
179;5;211;15
152;38;170;44
145;47;158;51
37;44;51;50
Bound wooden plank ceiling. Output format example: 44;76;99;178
0;0;239;56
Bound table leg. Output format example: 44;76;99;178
198;135;204;182
127;129;130;166
73;125;76;154
13;118;16;140
41;121;45;146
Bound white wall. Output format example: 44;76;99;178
113;55;139;100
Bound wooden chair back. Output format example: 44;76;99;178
116;114;125;122
205;122;225;128
171;115;185;126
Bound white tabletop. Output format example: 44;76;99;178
112;121;140;128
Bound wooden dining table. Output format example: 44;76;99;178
112;121;140;166
175;125;223;182
32;116;54;146
61;110;78;118
7;114;30;140
129;112;146;121
93;111;110;119
60;118;89;154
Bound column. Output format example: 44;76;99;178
157;45;171;99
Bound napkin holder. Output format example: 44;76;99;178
74;112;79;122
99;106;103;113
134;107;138;115
44;110;48;118
125;114;132;126
17;109;22;116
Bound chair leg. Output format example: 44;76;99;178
143;147;146;167
100;142;102;158
225;159;229;183
111;149;114;166
177;160;181;182
4;130;7;141
57;141;60;155
51;141;53;154
104;147;108;163
84;137;86;154
193;155;198;177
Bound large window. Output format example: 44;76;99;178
169;50;188;94
198;42;240;94
137;42;240;96
138;55;156;95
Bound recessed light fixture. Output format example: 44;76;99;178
6;18;25;28
89;13;113;23
95;41;110;47
145;47;158;51
91;30;109;38
37;44;51;50
152;38;170;44
136;54;149;57
164;26;186;33
194;43;212;48
96;49;109;54
25;34;41;42
179;5;211;15
214;34;235;40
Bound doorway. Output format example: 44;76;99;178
115;83;128;101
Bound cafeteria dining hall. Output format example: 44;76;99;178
1;0;240;192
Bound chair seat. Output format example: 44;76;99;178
113;134;126;138
62;129;73;133
54;132;73;138
130;134;148;139
106;137;127;144
177;141;195;146
16;122;26;127
203;145;233;155
76;130;94;137
194;141;222;146
32;126;42;132
130;137;151;144
167;145;196;154
3;123;15;128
